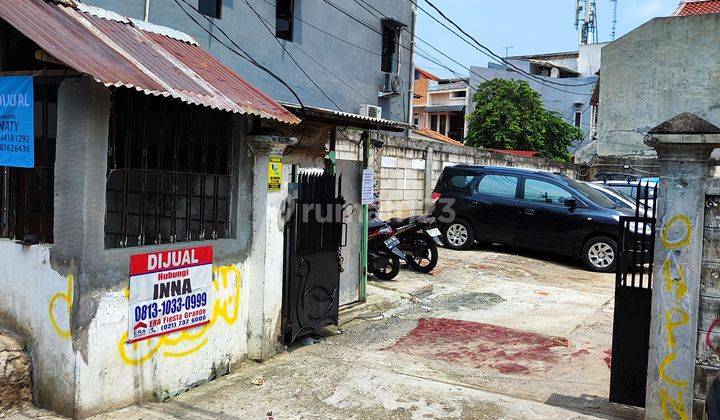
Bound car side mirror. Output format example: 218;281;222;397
564;198;577;208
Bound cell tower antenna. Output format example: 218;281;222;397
575;0;598;45
610;0;618;41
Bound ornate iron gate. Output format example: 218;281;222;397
609;182;658;407
282;172;345;344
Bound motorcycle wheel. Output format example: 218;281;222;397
403;233;439;274
372;253;401;280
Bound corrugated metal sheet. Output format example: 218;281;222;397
280;103;412;131
0;0;299;125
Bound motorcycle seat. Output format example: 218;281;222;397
387;217;411;229
368;220;387;230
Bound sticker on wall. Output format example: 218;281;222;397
268;156;283;192
127;246;214;343
0;76;34;168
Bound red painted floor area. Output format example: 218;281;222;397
389;318;571;374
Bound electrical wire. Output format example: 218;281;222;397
415;0;597;89
246;1;377;105
240;0;343;111
174;0;309;155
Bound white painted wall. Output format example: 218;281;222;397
0;241;75;415
74;262;247;415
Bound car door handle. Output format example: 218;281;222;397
468;201;480;207
522;208;535;215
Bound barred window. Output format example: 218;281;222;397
0;79;58;243
105;89;233;249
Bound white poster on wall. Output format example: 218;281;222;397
127;246;214;343
361;169;375;205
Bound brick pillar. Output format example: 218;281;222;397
644;114;720;419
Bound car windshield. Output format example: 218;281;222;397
596;188;633;209
568;180;618;209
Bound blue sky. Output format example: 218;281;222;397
414;0;679;78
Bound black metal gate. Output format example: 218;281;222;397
282;172;345;344
609;182;658;407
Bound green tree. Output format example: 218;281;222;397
465;79;583;162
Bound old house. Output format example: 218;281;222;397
413;76;470;142
0;0;415;417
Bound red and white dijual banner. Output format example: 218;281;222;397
127;246;213;343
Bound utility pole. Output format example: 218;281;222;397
503;46;513;58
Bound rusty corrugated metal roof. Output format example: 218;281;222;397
0;0;300;125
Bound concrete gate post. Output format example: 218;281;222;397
643;114;720;419
246;135;296;360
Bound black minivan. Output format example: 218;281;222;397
430;165;638;272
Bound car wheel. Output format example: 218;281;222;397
582;236;618;273
443;220;475;250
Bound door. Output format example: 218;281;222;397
469;173;521;243
336;160;362;305
282;172;345;344
516;178;587;253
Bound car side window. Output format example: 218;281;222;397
474;175;518;199
446;175;476;189
524;179;572;205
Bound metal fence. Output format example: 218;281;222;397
609;182;658;407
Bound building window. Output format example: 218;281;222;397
0;79;58;244
276;0;295;41
198;0;222;18
105;90;233;249
451;91;467;98
381;20;400;73
574;111;582;128
439;115;447;135
430;115;438;131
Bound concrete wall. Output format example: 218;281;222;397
578;42;606;77
0;242;75;415
468;66;597;154
82;0;415;123
597;15;720;157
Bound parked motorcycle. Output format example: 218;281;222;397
388;216;442;273
368;219;406;280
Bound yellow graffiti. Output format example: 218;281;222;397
663;258;688;300
658;213;693;420
659;351;689;388
664;308;689;350
661;214;692;250
49;274;74;340
659;388;689;420
118;265;242;366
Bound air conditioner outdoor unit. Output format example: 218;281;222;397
381;72;401;94
359;104;382;119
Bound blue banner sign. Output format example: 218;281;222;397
0;76;34;168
